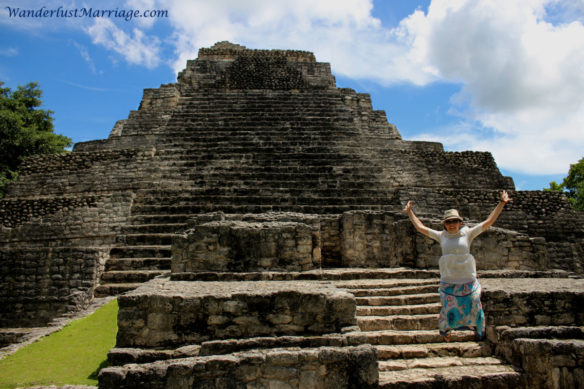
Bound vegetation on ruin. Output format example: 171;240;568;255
0;81;72;198
0;299;117;388
547;157;584;211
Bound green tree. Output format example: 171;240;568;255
0;81;72;197
546;157;584;211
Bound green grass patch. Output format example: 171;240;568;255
0;299;118;389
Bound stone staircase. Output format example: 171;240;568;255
338;278;523;388
91;86;521;296
94;222;181;297
95;90;399;295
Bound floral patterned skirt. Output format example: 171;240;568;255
438;280;485;339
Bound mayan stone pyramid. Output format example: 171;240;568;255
1;41;583;327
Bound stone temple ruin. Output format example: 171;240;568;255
1;41;583;388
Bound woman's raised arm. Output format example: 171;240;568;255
403;200;430;237
482;190;512;231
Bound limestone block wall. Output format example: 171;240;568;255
0;195;99;229
340;211;416;269
5;149;158;197
178;42;336;91
172;220;317;273
174;209;578;274
174;212;323;273
481;279;584;389
116;279;356;348
339;210;552;271
99;345;379;389
0;193;134;326
0;245;108;326
482;282;584;328
397;188;582;239
493;327;584;389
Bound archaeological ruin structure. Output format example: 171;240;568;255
1;42;583;388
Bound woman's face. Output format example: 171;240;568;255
444;219;462;234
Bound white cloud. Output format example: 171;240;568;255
86;18;161;68
6;0;582;177
72;41;98;74
161;0;438;85
402;0;584;175
152;0;583;176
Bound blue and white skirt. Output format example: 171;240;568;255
438;280;485;339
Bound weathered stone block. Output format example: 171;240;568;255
116;278;356;348
173;220;319;273
99;345;378;389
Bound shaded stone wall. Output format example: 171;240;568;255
0;245;107;326
5;149;158;198
99;345;379;389
0;193;134;326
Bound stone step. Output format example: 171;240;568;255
379;355;504;372
349;284;439;297
129;204;389;217
334;278;440;290
154;141;364;149
105;258;172;271
173;269;441;282
378;361;522;389
0;328;38;348
109;245;172;259
118;233;175;246
129;214;192;225
358;314;438;331
130;197;390;212
375;341;491;360
156;164;392;176
132;187;393;199
100;270;169;283
94;283;144;297
134;181;388;193
362;329;477;345
121;223;187;234
356;302;441;316
355;293;439;307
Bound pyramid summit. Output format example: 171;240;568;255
0;42;582;330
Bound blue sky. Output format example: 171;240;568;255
1;0;583;190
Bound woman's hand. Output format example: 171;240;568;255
500;190;512;204
403;200;413;213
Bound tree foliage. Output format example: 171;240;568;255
0;81;72;197
546;157;584;211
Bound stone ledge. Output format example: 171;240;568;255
491;325;584;389
99;345;378;389
171;268;441;281
116;278;357;348
107;332;368;366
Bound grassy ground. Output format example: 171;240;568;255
0;299;118;389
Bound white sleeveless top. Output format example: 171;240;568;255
427;223;484;284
